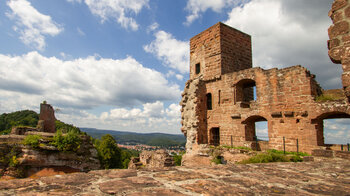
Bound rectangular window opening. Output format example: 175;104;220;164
195;63;200;74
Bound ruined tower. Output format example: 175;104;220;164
39;103;56;133
190;22;252;80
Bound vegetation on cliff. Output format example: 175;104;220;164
51;130;82;152
0;110;38;135
23;135;42;149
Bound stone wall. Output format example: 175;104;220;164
39;103;56;133
328;0;350;100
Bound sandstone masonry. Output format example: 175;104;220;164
181;21;350;158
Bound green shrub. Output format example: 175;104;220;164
9;155;19;167
23;135;42;148
210;148;223;164
51;130;82;151
289;154;303;162
239;152;289;164
94;134;122;169
55;120;81;134
173;151;185;166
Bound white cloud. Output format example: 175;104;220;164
92;101;181;133
323;119;350;144
144;30;189;74
147;22;159;33
78;0;149;31
184;0;247;25
224;0;339;89
66;0;82;3
77;27;85;36
0;51;180;114
175;74;184;81
6;0;63;50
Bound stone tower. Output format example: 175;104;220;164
189;22;252;80
39;103;56;133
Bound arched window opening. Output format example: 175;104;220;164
256;121;268;141
243;116;268;141
206;93;212;110
316;112;350;146
210;128;220;146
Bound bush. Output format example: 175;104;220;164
51;130;82;151
95;134;122;169
9;155;19;167
23;135;42;148
55;120;81;134
173;151;185;166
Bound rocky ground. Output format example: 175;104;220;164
0;157;349;195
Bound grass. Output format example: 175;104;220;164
238;151;304;164
316;94;342;102
222;145;252;151
267;149;310;156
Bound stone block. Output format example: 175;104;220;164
332;0;348;11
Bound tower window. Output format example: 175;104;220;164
207;93;212;110
195;63;200;74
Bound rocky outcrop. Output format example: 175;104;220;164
0;159;349;195
0;133;100;179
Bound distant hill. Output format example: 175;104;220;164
81;128;186;147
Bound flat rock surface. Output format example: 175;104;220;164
0;158;349;195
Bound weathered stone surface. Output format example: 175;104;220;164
98;177;161;194
138;149;174;168
328;0;350;102
0;159;349;195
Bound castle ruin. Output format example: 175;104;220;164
181;3;350;157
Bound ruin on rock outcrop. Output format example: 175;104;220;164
11;102;56;135
180;17;350;160
0;103;100;179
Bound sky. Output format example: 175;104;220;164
0;0;349;144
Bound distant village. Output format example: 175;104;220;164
118;143;185;154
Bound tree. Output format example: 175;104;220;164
96;134;122;169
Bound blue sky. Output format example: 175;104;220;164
0;0;349;144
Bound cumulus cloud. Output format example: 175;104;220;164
324;119;350;144
0;51;180;114
93;101;181;133
70;0;149;31
6;0;63;50
184;0;247;25
224;0;339;89
144;30;189;74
